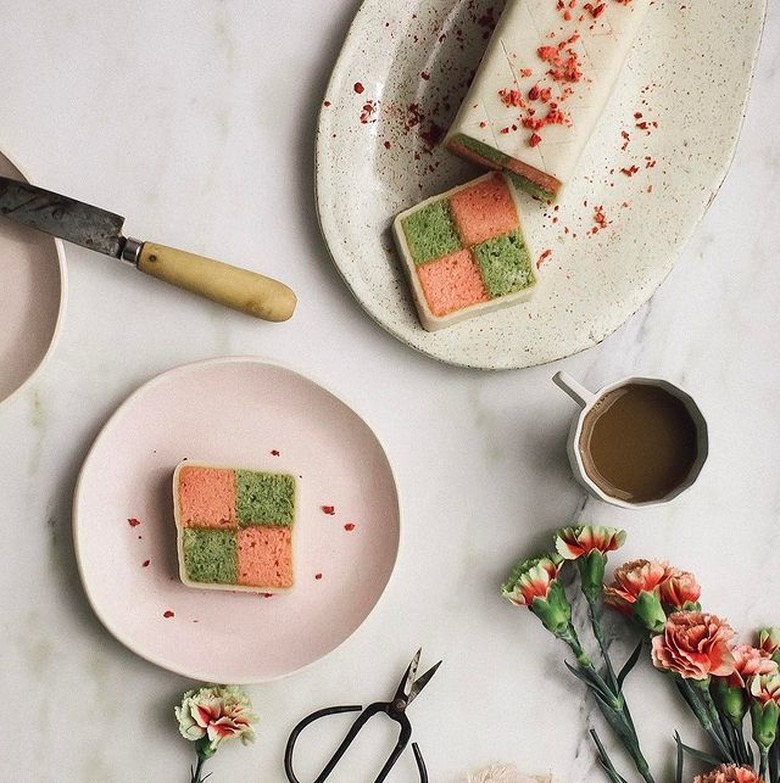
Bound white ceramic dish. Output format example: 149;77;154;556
0;154;67;405
73;358;400;683
316;0;766;369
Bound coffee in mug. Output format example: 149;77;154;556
554;372;708;508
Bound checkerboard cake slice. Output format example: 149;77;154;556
392;172;537;331
173;462;296;593
444;0;651;200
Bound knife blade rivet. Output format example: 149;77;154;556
148;254;158;263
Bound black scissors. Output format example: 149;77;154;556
284;649;441;783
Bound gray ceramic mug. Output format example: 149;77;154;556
553;371;709;508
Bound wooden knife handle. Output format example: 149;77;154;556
136;242;296;321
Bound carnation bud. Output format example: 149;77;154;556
750;699;780;750
712;678;748;727
577;550;607;598
531;580;572;637
633;591;667;634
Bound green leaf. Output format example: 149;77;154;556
590;729;630;783
563;660;611;699
617;641;643;687
674;736;723;767
675;732;684;783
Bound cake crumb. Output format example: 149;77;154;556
128;517;141;527
344;522;356;532
142;559;151;568
537;249;553;268
321;505;336;515
163;610;175;618
271;449;280;456
315;573;323;580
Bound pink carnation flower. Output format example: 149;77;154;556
604;559;668;614
693;764;763;783
502;556;562;607
749;672;780;706
757;628;780;657
176;685;257;751
726;645;778;688
554;525;626;560
651;611;736;680
659;566;701;609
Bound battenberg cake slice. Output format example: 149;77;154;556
392;172;537;331
173;462;297;593
444;0;651;200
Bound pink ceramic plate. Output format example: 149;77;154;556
73;358;400;683
0;154;66;406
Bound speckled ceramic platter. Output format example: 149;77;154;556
0;153;66;405
73;358;400;683
316;0;766;369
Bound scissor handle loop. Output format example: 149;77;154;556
284;703;428;783
284;705;362;783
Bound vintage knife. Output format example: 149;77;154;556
0;176;296;321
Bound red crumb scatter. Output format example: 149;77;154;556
620;130;630;151
315;573;323;581
620;165;640;176
499;88;526;108
344;522;356;532
583;2;605;17
323;100;331;107
359;100;377;124
271;449;280;456
384;140;392;149
529;132;542;147
128;517;141;527
421;71;430;81
353;82;364;94
591;205;609;234
520;68;533;78
419;121;444;150
142;559;151;568
321;505;336;515
261;592;274;598
163;610;175;618
537;249;553;268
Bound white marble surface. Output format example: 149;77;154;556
0;2;777;782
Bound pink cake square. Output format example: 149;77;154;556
177;465;236;529
416;249;489;316
448;173;519;246
236;527;293;588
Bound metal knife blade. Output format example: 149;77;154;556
0;176;126;258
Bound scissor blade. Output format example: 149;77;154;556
407;660;441;706
396;649;422;701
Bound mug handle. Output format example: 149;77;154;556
553;371;596;408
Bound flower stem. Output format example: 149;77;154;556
584;591;619;693
760;748;769;782
675;678;734;763
191;750;210;783
558;625;655;783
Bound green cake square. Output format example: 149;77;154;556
400;199;461;265
236;470;295;526
472;229;535;299
181;528;237;584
